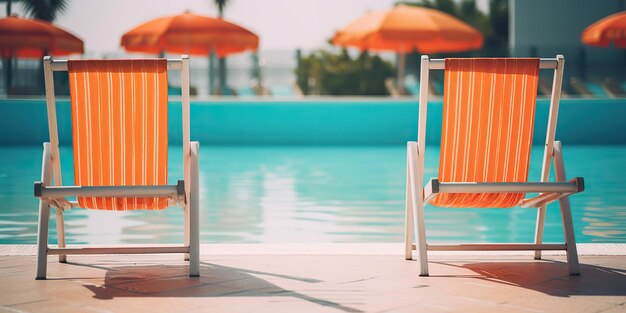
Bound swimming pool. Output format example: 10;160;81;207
1;144;624;244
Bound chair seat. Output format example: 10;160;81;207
430;192;524;208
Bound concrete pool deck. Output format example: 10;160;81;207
0;244;625;313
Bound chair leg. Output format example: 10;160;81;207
36;200;50;280
408;142;428;276
184;202;190;261
553;142;580;275
559;197;580;275
189;196;200;277
188;142;200;277
413;200;428;276
404;156;414;260
55;209;67;263
36;143;52;280
533;205;547;260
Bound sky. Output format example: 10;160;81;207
3;0;491;55
4;0;395;55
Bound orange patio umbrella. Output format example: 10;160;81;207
0;15;84;58
121;11;259;57
582;11;626;48
333;4;483;93
0;15;84;93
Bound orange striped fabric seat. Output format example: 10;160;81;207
68;59;169;210
431;58;540;208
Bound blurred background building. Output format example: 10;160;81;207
510;0;626;86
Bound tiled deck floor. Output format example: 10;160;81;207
0;244;625;313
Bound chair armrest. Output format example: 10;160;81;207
34;181;185;198
422;177;584;206
426;177;583;194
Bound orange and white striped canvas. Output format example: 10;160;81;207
431;58;540;208
68;59;169;210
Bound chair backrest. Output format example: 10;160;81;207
415;56;564;208
68;59;169;210
432;58;540;208
43;56;191;211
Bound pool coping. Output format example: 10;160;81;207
1;243;624;256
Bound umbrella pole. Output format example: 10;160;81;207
219;57;227;95
3;58;8;94
397;51;406;95
209;51;216;95
38;50;48;95
4;54;13;95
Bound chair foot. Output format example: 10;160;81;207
35;276;46;280
404;242;413;260
189;261;200;277
418;260;429;277
569;272;581;276
534;256;542;260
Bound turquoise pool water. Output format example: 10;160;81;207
0;145;624;244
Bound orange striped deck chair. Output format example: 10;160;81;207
404;55;584;276
34;56;200;279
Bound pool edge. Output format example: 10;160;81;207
1;243;624;256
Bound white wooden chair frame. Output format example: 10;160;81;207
404;55;583;276
35;56;200;279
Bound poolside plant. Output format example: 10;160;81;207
295;49;394;96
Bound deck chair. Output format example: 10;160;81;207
34;56;200;279
603;78;626;96
569;77;612;98
404;55;584;276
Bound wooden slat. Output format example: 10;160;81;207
48;246;189;255
429;58;558;70
421;243;567;251
50;59;183;71
520;192;571;208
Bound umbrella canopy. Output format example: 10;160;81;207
332;5;482;95
582;11;626;48
0;15;84;58
332;5;483;54
121;11;259;57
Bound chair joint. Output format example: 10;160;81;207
574;177;584;192
177;180;185;195
431;179;439;194
34;181;44;197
